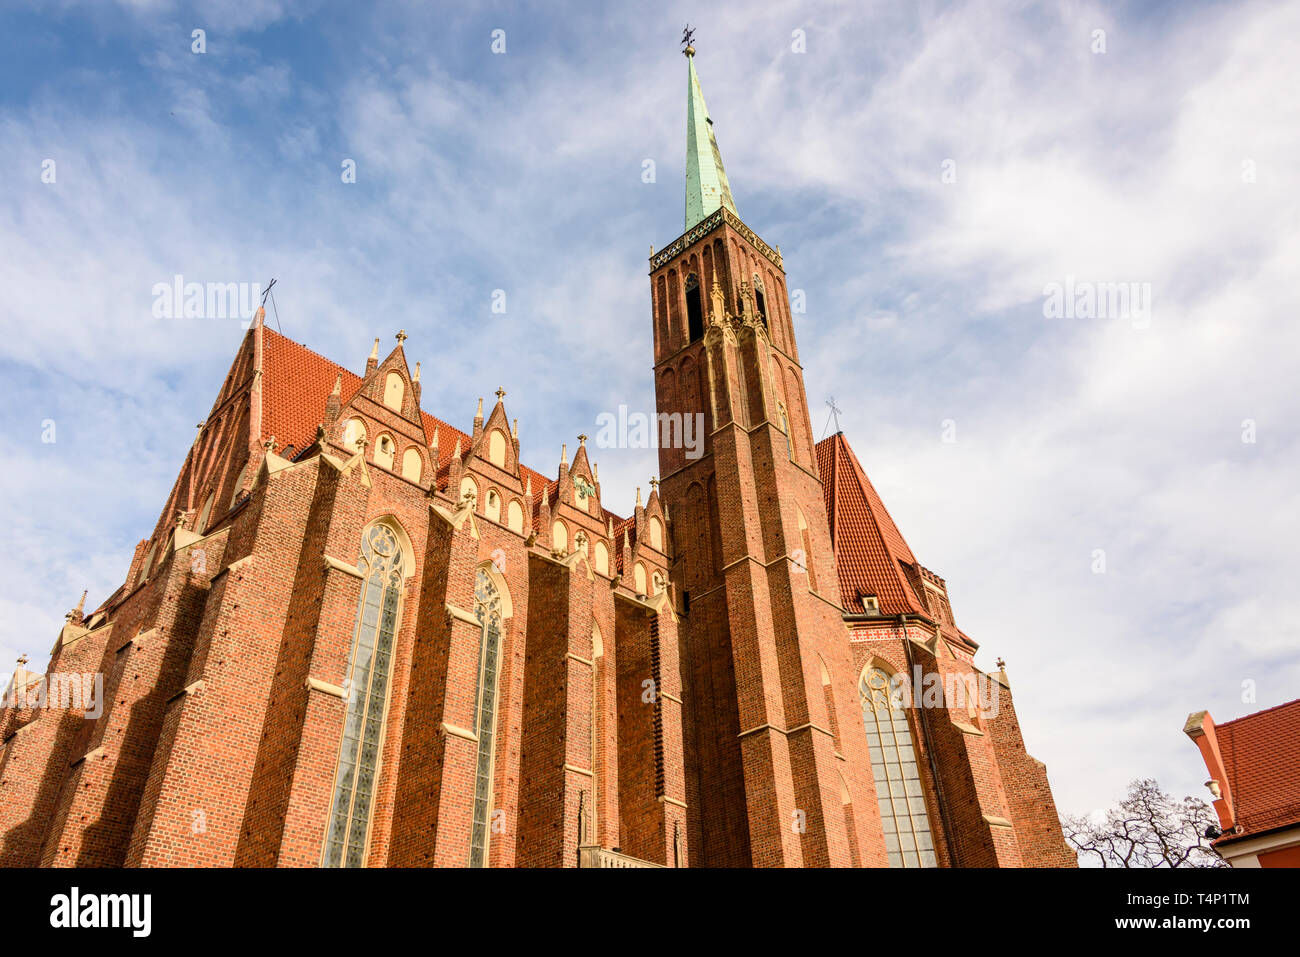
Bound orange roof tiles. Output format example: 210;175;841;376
816;432;927;617
1217;698;1300;840
260;327;604;519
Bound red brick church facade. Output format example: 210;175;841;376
0;50;1074;868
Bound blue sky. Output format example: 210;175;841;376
1;0;1297;824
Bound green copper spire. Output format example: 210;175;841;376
684;45;738;231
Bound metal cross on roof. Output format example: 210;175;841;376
681;24;696;49
826;396;843;434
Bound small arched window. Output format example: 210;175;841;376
633;562;647;596
593;540;610;577
343;418;367;451
322;522;407;867
651;571;665;595
374;434;396;470
383;372;404;412
460;477;478;508
485;488;501;524
860;665;937;868
488;430;507;468
552;520;568;553
779;403;794;462
648;516;664;551
507;499;524;533
685;273;704;342
753;273;768;326
401;447;423;483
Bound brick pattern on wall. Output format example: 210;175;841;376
0;218;1074;868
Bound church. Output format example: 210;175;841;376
0;46;1075;868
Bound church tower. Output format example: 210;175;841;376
652;43;887;867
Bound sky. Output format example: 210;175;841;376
0;0;1297;825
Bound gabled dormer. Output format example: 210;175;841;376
465;390;522;480
458;391;528;534
329;333;431;486
567;435;600;518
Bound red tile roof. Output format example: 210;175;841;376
1217;698;1300;840
262;328;362;454
816;432;927;616
261;327;598;517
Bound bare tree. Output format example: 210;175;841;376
1063;778;1226;868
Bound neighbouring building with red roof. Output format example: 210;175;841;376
0;49;1073;868
1185;699;1300;867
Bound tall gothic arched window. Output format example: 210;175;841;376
469;566;504;867
685;273;704;342
752;273;768;326
860;665;937;868
322;522;404;868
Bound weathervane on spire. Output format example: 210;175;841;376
681;24;696;56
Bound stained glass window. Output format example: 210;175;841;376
322;523;403;868
469;567;503;867
860;666;937;868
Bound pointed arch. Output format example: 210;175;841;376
321;517;412;867
859;661;937;868
401;447;423;483
667;268;682;349
648;516;664;551
343;417;367;451
488;430;508;468
382;371;404;412
460;476;478;508
506;498;524;533
655;274;670;354
752;272;767;326
468;561;511;865
685;272;704;342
